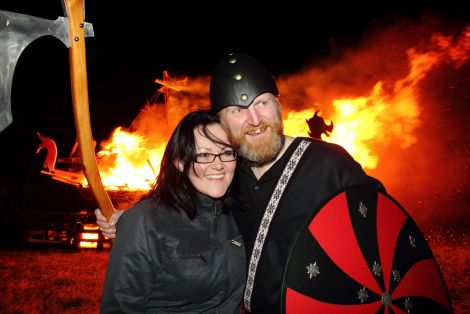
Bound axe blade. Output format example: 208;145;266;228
0;10;94;132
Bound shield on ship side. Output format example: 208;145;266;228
281;185;452;314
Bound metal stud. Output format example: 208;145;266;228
234;73;242;80
241;94;248;101
381;292;392;307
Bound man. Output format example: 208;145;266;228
97;52;384;313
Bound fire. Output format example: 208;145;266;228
44;25;469;193
282;79;420;169
83;127;166;191
282;25;470;169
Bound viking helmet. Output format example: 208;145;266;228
210;53;279;113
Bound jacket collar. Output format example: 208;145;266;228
197;192;224;216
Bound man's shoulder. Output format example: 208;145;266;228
295;137;353;158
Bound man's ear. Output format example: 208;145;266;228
174;160;184;172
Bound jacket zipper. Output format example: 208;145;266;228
230;239;242;247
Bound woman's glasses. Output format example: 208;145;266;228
194;151;238;164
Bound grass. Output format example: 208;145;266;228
0;236;468;313
0;249;109;314
427;232;469;314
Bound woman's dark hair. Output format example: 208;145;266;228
147;109;230;219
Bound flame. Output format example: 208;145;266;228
75;25;469;192
81;127;166;191
282;25;470;169
282;79;421;169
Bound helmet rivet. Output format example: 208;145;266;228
241;94;248;101
228;57;237;64
234;73;242;80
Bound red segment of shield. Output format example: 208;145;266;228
281;185;452;313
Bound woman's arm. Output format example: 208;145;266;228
100;208;156;313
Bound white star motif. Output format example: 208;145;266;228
306;262;320;279
404;297;413;313
372;261;382;277
358;202;368;218
393;269;401;282
357;286;369;303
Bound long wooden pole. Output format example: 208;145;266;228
63;0;115;220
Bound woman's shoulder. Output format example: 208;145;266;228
120;198;161;223
120;197;184;225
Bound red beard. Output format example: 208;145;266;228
226;113;284;165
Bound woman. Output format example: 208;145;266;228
100;110;245;313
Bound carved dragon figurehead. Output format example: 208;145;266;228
306;110;334;140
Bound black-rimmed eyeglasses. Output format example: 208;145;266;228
194;151;238;164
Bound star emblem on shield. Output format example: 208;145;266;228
358;201;368;217
372;261;382;277
404;297;414;312
306;262;320;279
357;286;369;303
281;186;452;313
393;269;401;282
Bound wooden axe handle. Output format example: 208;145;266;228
63;0;115;221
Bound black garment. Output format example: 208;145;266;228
101;194;246;313
232;137;384;314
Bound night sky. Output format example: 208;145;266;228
1;1;469;228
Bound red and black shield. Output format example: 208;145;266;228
281;185;452;313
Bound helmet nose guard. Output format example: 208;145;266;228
210;53;279;113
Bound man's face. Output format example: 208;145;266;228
219;93;284;165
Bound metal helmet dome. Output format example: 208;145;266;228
210;52;279;113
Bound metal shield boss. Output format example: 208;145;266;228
281;185;452;313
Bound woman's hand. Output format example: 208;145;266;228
95;208;123;238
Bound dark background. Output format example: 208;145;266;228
0;1;469;246
2;1;468;145
2;0;468;153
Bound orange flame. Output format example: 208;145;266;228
282;25;470;169
81;127;166;190
78;25;469;191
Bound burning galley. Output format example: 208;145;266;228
35;25;470;211
35;70;190;209
1;3;468;252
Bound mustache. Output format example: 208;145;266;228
243;121;270;134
